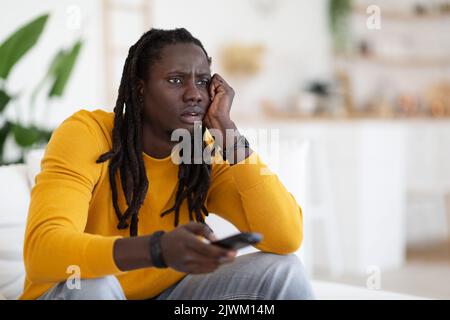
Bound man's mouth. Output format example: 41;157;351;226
180;112;204;124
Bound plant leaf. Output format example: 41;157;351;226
48;40;83;97
0;121;12;162
37;127;53;142
0;14;49;80
47;50;65;76
12;123;41;147
0;88;11;112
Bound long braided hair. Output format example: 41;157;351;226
97;28;213;237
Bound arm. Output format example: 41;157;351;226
113;235;153;271
206;151;303;254
23;110;234;280
114;223;236;273
23;112;124;283
203;74;303;254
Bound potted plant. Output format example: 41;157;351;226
329;0;352;55
0;13;83;164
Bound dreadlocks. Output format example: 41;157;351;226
97;28;213;237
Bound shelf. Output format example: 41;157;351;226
335;53;450;68
255;109;450;122
353;5;450;22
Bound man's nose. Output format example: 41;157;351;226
183;81;203;103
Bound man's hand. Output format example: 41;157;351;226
160;222;237;274
203;73;235;132
203;73;239;152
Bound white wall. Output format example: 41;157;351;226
0;0;105;161
349;0;450;109
1;0;333;125
151;0;333;116
0;0;332;161
0;0;106;129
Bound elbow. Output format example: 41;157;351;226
259;204;304;254
24;262;42;284
23;226;55;283
257;231;303;255
275;231;303;254
275;204;304;254
23;232;42;283
284;203;304;253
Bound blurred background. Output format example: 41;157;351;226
0;0;449;299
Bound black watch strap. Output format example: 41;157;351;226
149;231;168;268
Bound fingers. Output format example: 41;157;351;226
205;230;218;242
184;249;236;274
183;251;220;273
209;74;221;101
184;222;217;242
209;78;216;101
183;224;237;258
186;233;231;259
203;223;218;241
209;73;231;102
176;222;238;274
183;222;231;257
213;73;227;85
183;222;214;239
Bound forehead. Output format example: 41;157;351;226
151;43;210;75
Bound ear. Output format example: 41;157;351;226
137;80;145;97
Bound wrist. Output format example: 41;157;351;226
113;235;156;271
223;133;251;165
148;231;168;268
208;116;234;133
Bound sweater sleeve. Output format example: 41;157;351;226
206;151;303;254
23;112;123;284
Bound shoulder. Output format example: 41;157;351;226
56;108;115;151
64;108;114;135
42;109;115;179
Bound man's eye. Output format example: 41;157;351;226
168;78;182;84
197;79;210;86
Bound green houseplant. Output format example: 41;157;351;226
329;0;352;55
0;13;83;164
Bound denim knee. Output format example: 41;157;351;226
250;252;315;299
247;252;302;271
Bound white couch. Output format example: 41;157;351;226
0;149;426;300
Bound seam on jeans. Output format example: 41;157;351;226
216;293;265;300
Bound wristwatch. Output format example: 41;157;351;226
149;231;168;268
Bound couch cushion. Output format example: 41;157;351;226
0;164;30;299
25;148;45;188
0;164;30;226
0;149;45;299
0;227;25;300
311;280;427;300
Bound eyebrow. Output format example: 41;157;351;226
165;70;211;77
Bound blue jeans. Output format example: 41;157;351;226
38;252;315;300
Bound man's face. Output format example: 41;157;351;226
140;43;212;136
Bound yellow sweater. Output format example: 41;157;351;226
20;109;303;300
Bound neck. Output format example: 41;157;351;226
141;123;176;159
